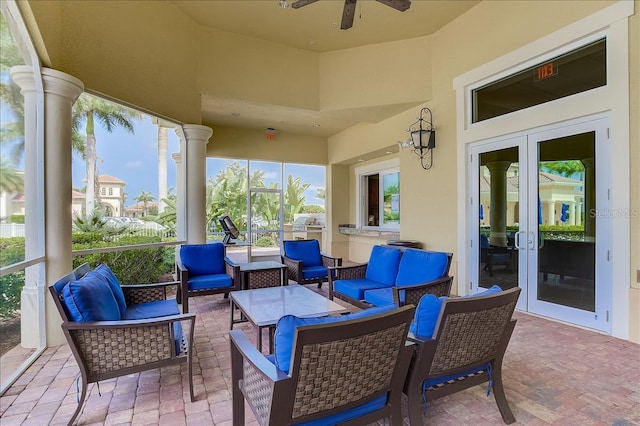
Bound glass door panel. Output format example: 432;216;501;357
248;189;283;261
478;147;520;292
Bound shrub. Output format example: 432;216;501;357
9;215;24;224
73;236;172;283
0;271;23;318
255;235;275;247
0;237;25;267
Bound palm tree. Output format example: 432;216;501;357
134;190;155;217
0;13;26;163
284;175;310;223
72;93;142;214
0;158;23;193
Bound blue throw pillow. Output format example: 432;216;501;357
284;240;322;267
62;270;121;322
94;264;127;317
409;285;504;338
395;250;448;286
274;305;396;374
180;243;225;276
365;246;403;286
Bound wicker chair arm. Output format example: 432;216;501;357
320;254;342;267
230;329;289;382
121;281;179;305
281;255;303;282
392;275;454;307
329;263;368;280
225;258;241;285
62;313;195;330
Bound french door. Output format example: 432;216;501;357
469;117;611;332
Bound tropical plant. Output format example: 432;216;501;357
284;175;310;223
135;190;155;216
0;158;23;193
0;13;26;164
72;210;127;239
540;160;584;178
301;205;325;213
315;187;325;200
72;93;142;215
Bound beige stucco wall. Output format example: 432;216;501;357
26;0;201;124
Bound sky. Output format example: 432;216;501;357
69;116;326;210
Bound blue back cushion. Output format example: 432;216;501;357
274;305;396;374
180;243;225;276
94;264;127;317
62;270;121;322
365;246;403;285
395;250;449;286
410;285;503;338
283;240;322;267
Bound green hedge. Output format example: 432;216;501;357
0;235;176;318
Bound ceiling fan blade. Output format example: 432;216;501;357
291;0;319;9
341;0;357;30
375;0;411;12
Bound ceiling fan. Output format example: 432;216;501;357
291;0;411;30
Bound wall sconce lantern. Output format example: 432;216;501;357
404;107;436;170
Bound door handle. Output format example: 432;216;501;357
529;231;537;250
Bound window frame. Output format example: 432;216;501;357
355;158;400;231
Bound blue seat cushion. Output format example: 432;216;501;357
284;240;322;267
395;250;448;286
122;299;180;320
94;264;127;317
410;285;503;338
180;243;226;276
295;394;387;426
274;305;396;374
188;274;233;291
333;278;392;300
363;287;401;307
62;270;121;322
365;246;403;286
302;265;328;280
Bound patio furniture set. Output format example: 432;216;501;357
49;239;521;425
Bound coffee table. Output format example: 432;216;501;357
229;284;350;353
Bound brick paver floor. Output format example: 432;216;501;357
1;284;639;425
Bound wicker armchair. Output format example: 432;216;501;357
403;287;521;425
49;263;195;426
230;305;416;425
177;242;241;312
281;239;342;288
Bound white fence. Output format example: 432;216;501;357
0;223;25;238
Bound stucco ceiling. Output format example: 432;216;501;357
170;0;480;138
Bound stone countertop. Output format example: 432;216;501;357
338;226;400;239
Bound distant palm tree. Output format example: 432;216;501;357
72;93;142;214
0;158;23;193
135;190;155;217
0;13;26;163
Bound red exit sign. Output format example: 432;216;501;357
534;62;558;81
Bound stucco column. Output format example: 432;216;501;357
582;158;595;241
19;68;83;346
486;161;510;247
10;66;40;348
547;202;556;226
569;202;576;226
180;125;212;244
575;201;582;226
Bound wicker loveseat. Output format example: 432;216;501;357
329;245;453;309
49;263;195;425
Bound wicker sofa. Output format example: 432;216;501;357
49;263;195;425
328;245;453;309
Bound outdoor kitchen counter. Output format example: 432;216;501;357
338;225;400;240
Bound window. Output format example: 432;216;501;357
108;187;113;196
356;159;400;230
472;38;606;123
101;187;106;195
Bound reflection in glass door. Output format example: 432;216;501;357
471;118;610;332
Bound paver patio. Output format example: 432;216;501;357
1;284;639;425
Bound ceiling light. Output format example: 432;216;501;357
313;123;321;128
231;112;240;117
279;0;290;9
